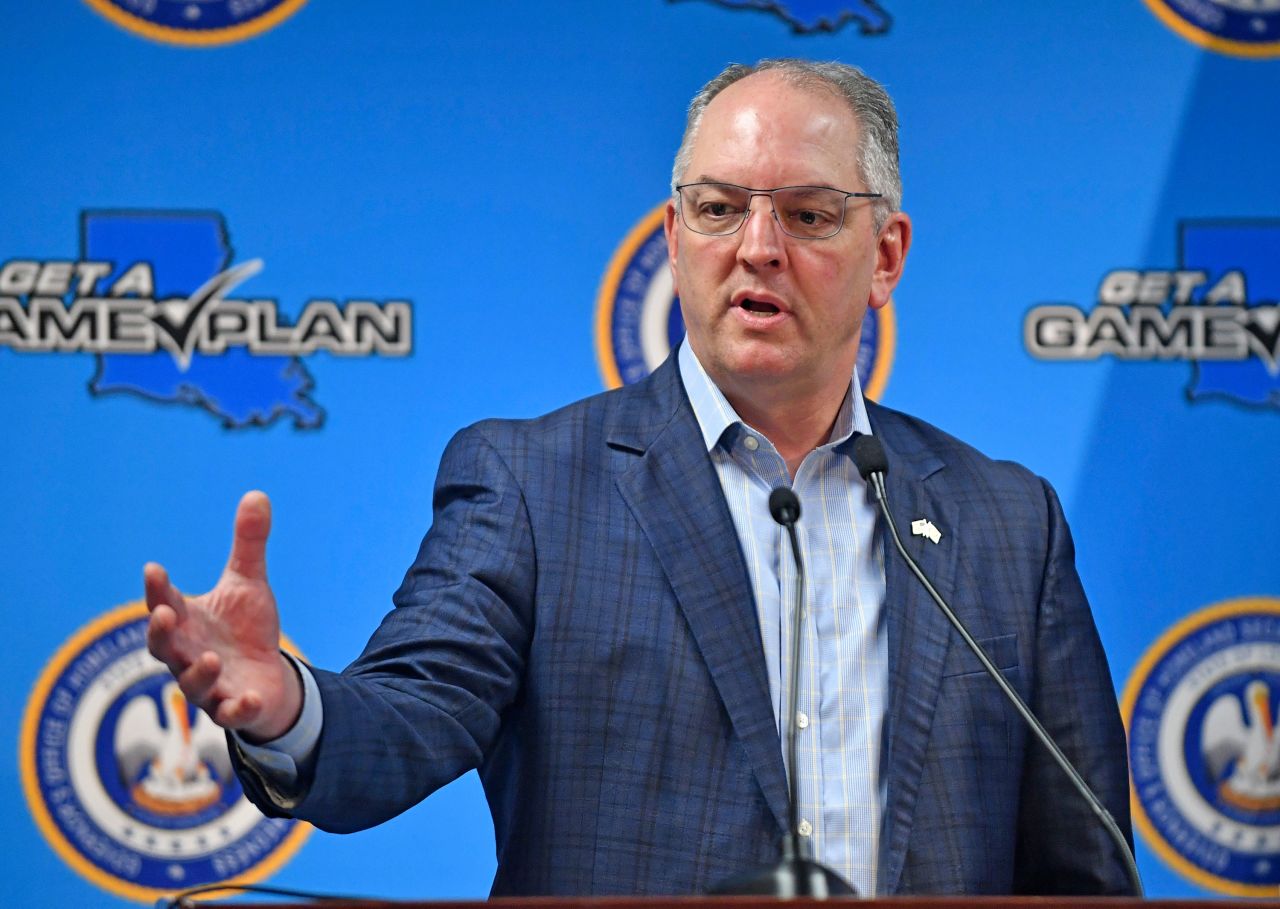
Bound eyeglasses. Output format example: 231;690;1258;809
675;181;883;240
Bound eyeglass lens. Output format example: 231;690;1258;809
680;183;850;239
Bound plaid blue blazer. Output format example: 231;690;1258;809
235;355;1132;896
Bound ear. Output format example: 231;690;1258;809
869;211;911;311
664;200;680;294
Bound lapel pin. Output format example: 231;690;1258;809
911;518;942;545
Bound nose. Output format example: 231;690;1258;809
736;194;788;272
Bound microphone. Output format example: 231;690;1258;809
768;488;809;871
850;433;1143;897
711;487;855;898
768;486;801;525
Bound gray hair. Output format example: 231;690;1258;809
671;59;901;230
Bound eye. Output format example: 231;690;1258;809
699;199;745;219
786;207;837;229
775;188;847;237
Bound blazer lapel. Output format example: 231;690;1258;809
607;359;791;837
868;408;962;894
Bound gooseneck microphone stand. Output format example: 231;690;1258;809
850;432;1143;898
710;487;856;898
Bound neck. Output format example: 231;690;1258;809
723;379;849;480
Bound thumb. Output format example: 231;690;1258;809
224;490;272;581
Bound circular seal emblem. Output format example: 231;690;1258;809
1141;0;1280;57
595;203;896;396
1122;596;1280;896
20;603;310;902
83;0;308;46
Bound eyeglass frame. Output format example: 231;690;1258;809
674;181;884;240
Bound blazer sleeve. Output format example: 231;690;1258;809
1012;478;1134;894
234;423;536;832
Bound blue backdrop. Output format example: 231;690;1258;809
4;1;1279;903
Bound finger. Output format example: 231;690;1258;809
146;604;188;672
213;690;263;730
225;490;272;582
143;562;187;620
176;651;222;708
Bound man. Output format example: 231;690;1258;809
145;59;1132;896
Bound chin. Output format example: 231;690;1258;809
719;350;801;387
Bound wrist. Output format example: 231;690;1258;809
241;652;304;744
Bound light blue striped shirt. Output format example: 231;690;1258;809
677;341;888;895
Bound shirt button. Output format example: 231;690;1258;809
797;712;809;729
798;819;813;837
743;435;759;451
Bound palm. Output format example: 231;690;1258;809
177;578;279;687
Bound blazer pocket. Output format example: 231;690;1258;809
940;632;1019;679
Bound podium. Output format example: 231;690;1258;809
215;898;1258;908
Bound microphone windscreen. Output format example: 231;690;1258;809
852;433;889;479
768;486;801;526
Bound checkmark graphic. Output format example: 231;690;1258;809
151;259;263;371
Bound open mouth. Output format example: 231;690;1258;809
739;298;781;315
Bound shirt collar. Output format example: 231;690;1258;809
676;340;873;453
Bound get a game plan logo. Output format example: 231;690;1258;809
0;210;412;428
1024;220;1280;411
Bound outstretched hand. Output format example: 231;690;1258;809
145;491;302;742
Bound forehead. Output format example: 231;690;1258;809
688;72;863;188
